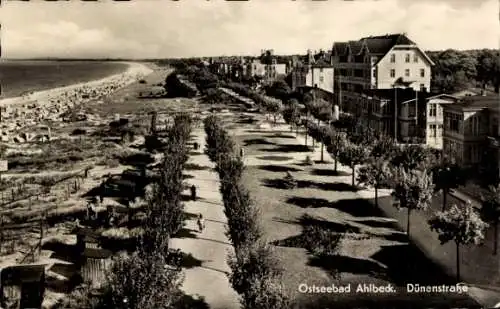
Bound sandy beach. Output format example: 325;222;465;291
0;62;154;108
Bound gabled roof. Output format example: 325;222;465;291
443;95;500;111
348;40;363;55
331;33;434;66
332;42;348;56
312;58;332;67
361;34;416;47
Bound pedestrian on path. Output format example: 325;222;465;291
197;213;205;232
191;184;197;201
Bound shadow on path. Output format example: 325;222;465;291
310;168;351;177
259;165;303;173
263;178;359;192
260;144;310;153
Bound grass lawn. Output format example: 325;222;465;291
216;107;480;308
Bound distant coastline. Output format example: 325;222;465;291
0;62;154;107
0;60;131;99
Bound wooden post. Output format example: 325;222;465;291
0;216;3;254
39;212;45;255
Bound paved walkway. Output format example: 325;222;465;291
169;127;240;309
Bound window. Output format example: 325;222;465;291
413;54;418;63
420;69;425;78
319;76;324;82
429;104;437;117
320;68;323;73
409;123;416;135
405;69;410;77
448;113;461;133
430;124;437;137
390;69;395;78
372;69;376;78
492;117;498;135
390;54;396;63
405;54;410;63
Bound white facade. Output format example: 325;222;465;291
375;47;432;91
306;67;334;93
275;64;287;76
425;95;458;149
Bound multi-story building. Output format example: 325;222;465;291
290;49;335;95
359;88;458;147
422;94;459;148
442;95;500;175
247;59;266;78
242;50;287;82
331;33;434;113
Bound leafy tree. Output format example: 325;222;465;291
431;154;467;211
98;250;184;309
193;69;219;93
338;141;371;186
318;126;330;162
266;99;283;125
429;201;488;281
370;136;397;160
202;88;228;105
477;49;500;92
390;144;434;171
265;80;292;102
332;114;357;134
282;100;301;134
357;158;392;207
430;49;477;93
391;167;434;238
325;129;348;172
479;184;500;255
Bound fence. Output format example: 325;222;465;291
0;169;89;210
81;256;112;288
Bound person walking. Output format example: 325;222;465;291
196;213;205;232
191;184;197;201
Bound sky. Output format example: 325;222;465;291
1;0;498;59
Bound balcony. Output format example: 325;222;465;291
333;62;369;70
341;76;370;84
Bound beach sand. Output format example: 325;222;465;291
0;62;154;108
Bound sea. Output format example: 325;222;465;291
0;60;129;99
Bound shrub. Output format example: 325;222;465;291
302;225;343;256
282;172;297;189
304;155;314;166
228;241;289;309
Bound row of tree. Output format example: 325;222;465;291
203;115;289;309
428;49;500;93
279;99;493;280
62;115;194;309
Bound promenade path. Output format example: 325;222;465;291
169;126;240;309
